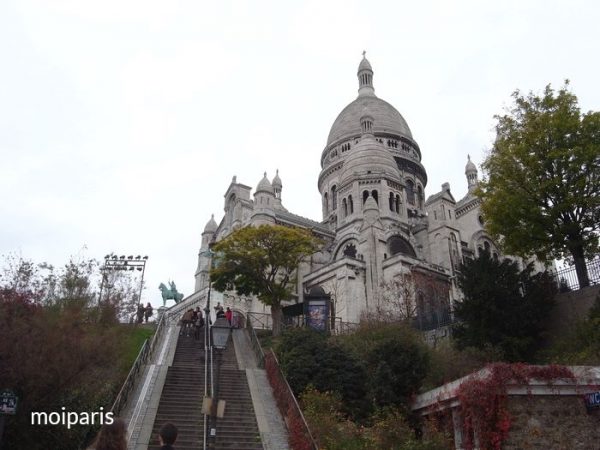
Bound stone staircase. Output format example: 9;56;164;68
148;332;207;450
147;329;263;450
213;341;263;449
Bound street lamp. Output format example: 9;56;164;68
211;318;231;349
208;318;231;446
99;253;148;307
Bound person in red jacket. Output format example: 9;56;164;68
225;307;233;326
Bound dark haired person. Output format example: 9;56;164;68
88;418;127;450
159;422;178;450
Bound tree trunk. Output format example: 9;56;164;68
271;303;283;337
570;245;590;289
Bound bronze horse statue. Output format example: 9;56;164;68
158;281;184;307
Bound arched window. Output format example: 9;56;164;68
388;236;417;258
389;192;394;211
371;190;378;205
363;190;369;204
331;185;337;210
406;180;415;205
395;195;400;213
349;195;354;214
449;233;459;270
342;198;348;217
417;185;423;209
343;243;357;258
324;192;329;214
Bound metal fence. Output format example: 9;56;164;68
553;258;600;292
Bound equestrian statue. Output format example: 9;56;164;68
158;281;184;307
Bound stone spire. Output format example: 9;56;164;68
357;51;375;97
465;155;478;193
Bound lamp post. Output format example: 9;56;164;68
209;318;231;446
99;254;148;306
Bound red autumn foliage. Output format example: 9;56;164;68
456;363;575;450
0;288;124;448
265;350;315;450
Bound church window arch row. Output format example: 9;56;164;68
341;142;351;153
387;139;398;148
388;192;401;213
371;190;378;205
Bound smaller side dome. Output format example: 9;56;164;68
465;154;477;174
364;194;379;212
465;155;479;193
203;214;217;233
272;169;282;188
256;172;274;193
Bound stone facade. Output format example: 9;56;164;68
412;366;600;450
193;54;545;326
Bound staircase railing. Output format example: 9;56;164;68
246;315;317;450
110;311;168;416
246;314;265;369
264;350;318;450
247;311;272;330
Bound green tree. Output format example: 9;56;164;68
479;82;600;288
210;224;321;335
453;252;556;361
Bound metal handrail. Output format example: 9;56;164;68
265;350;318;450
247;311;272;330
111;339;150;416
246;314;265;368
110;311;169;416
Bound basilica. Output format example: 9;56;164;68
192;54;524;330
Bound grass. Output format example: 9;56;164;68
119;324;156;373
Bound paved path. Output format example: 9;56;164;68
233;329;290;450
123;323;180;450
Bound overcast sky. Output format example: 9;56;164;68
1;0;599;308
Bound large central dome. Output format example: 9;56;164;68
327;96;413;145
326;53;413;146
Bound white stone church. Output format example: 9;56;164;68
192;54;537;330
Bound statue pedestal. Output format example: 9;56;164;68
157;306;168;321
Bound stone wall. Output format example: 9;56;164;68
546;285;600;341
504;395;600;450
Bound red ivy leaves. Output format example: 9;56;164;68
457;363;574;450
265;351;314;450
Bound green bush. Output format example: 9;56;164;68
340;323;429;410
276;328;369;419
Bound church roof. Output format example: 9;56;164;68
425;183;456;205
465;154;477;174
327;95;413;146
256;172;274;194
272;169;282;188
203;214;218;233
275;210;335;237
358;55;372;72
327;55;412;146
339;123;401;184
